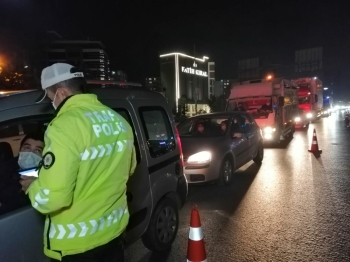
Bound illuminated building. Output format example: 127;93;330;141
160;52;213;112
44;32;110;80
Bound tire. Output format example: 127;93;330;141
219;157;234;186
286;125;295;138
253;142;264;165
141;197;179;252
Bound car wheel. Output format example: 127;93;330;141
253;142;264;165
141;197;179;252
219;157;234;186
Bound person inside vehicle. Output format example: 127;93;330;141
0;133;44;216
194;122;207;136
259;100;273;112
220;120;228;134
234;102;246;111
231;118;241;133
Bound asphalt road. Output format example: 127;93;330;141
126;111;350;262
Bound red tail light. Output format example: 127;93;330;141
175;127;184;167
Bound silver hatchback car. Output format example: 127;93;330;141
177;112;264;185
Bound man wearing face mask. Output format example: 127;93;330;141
20;63;136;262
0;133;44;216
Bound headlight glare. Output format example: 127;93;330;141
295;117;301;122
306;113;313;118
187;151;212;164
264;126;276;133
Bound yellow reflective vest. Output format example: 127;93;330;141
27;94;136;260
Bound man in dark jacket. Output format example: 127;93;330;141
0;133;44;216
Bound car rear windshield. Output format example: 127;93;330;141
178;117;229;137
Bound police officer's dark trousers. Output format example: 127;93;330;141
51;235;124;262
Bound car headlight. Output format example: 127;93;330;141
264;126;276;133
306;113;313;118
187;151;212;164
295;117;301;122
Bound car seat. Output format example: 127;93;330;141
0;142;14;162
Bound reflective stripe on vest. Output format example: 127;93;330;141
48;206;128;240
80;140;133;161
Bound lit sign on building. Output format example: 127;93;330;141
181;66;208;77
180;61;208;77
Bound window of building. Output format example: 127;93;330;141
48;52;66;60
139;107;175;158
67;50;80;58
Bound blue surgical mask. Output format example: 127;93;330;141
18;152;42;170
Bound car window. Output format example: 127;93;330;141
239;114;255;132
0;125;19;139
178;117;229;137
113;108;141;164
231;116;244;134
177;119;195;135
139;107;175;158
0;118;50;217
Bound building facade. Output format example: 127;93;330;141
160;52;211;112
44;33;110;81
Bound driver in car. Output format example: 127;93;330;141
0;133;44;216
259;100;273;112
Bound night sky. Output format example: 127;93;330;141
1;0;350;98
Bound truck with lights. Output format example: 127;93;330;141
291;77;323;121
226;78;299;143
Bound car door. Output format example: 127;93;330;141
100;99;153;246
0;116;53;262
230;115;250;168
240;113;260;159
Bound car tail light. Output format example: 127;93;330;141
175;127;184;167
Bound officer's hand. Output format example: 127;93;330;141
20;176;37;192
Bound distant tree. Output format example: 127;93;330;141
208;94;226;112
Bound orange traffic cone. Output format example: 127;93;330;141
308;128;322;154
187;206;207;262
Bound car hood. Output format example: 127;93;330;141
180;136;224;158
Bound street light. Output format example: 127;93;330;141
324;87;328;90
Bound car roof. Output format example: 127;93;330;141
185;111;248;119
0;87;165;112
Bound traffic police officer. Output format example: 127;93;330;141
20;63;136;261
